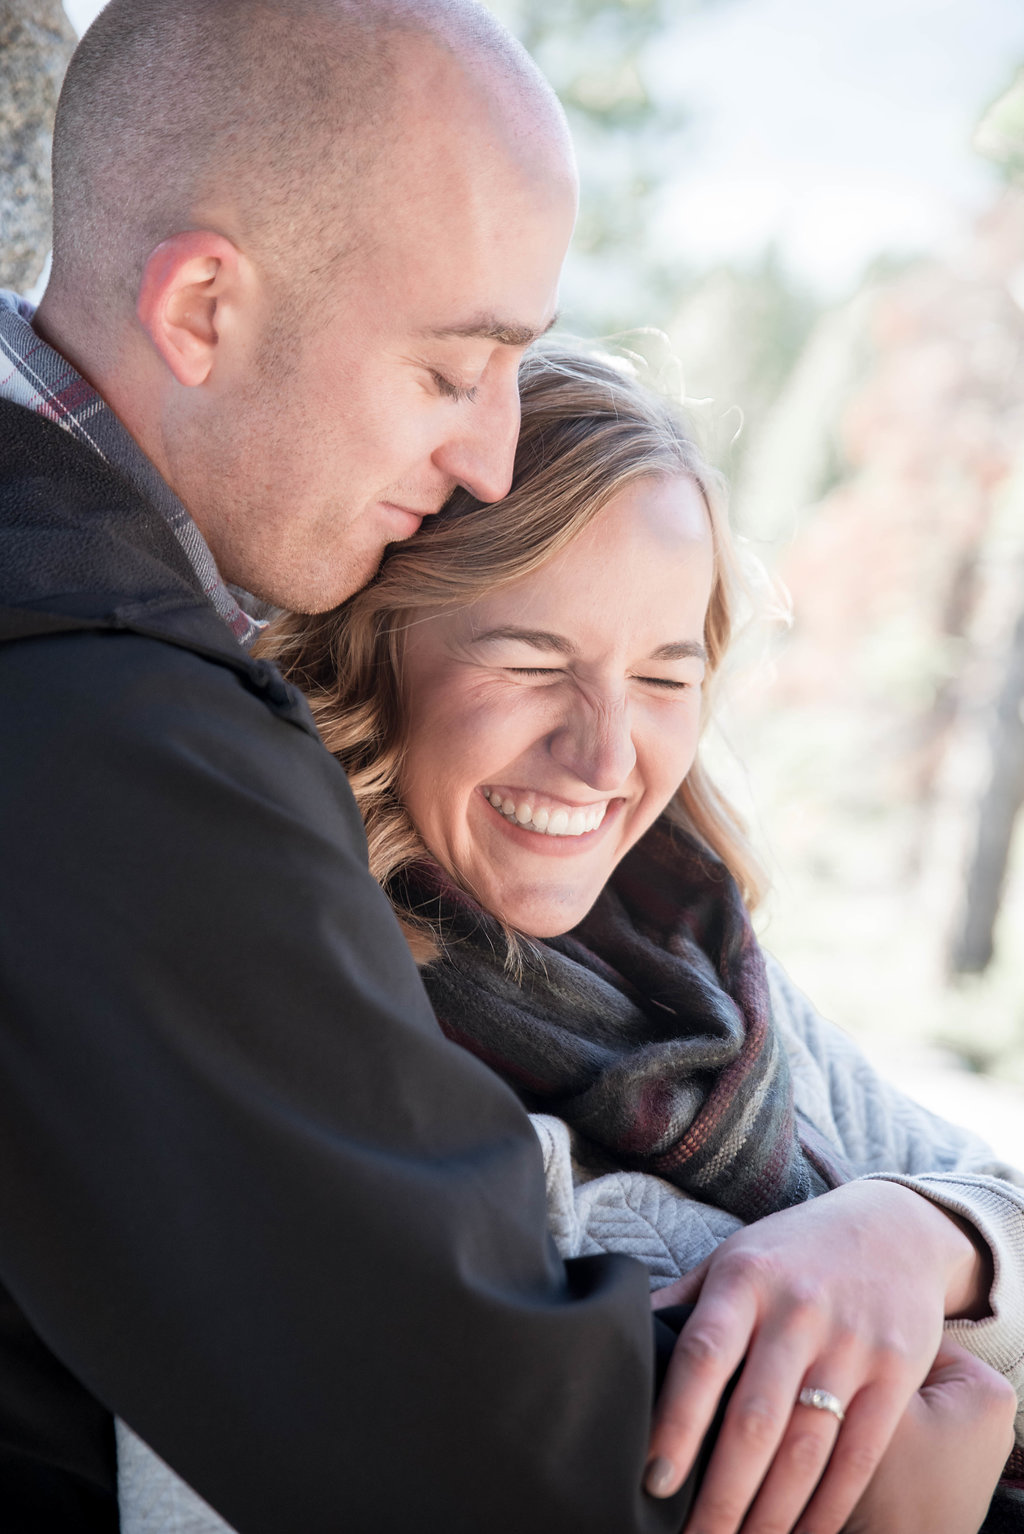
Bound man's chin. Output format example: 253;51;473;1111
257;551;385;616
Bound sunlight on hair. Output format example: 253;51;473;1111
256;343;787;963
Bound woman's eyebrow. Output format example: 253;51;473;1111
470;630;708;663
472;626;576;654
651;640;708;662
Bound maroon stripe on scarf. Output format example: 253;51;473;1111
399;818;849;1225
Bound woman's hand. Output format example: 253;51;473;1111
646;1179;994;1534
844;1338;1016;1534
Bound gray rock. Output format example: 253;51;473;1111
0;0;77;291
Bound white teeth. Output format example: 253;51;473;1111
482;789;609;838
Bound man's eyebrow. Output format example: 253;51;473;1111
472;626;576;654
423;312;559;347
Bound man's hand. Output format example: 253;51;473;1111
843;1338;1016;1534
644;1180;993;1534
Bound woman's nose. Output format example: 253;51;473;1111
548;697;637;790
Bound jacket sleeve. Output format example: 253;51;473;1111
767;955;1024;1439
0;630;691;1534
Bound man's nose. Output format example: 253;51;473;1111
549;695;637;791
432;374;521;504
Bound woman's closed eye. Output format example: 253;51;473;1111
503;667;696;692
636;676;694;691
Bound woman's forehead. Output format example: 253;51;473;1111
427;487;711;651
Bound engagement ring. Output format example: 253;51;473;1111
797;1387;845;1423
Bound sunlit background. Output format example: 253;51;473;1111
56;0;1024;1160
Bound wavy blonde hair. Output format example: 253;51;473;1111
258;345;766;954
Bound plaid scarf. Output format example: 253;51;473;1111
407;821;1024;1513
0;290;265;647
400;819;847;1224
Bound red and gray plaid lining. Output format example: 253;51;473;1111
0;289;264;648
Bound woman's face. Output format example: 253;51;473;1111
399;474;715;937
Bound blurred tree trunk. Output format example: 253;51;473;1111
0;0;76;291
949;602;1024;974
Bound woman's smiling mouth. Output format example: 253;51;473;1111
480;787;611;838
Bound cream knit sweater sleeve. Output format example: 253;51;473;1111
767;956;1024;1440
533;956;1024;1440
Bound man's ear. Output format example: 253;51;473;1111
136;231;245;387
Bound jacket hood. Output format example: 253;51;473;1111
0;398;250;665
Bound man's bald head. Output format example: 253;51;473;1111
48;0;569;330
37;0;577;614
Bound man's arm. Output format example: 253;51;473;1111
0;628;690;1534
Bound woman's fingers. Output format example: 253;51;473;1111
743;1379;900;1534
651;1266;839;1523
651;1264;705;1312
649;1249;926;1533
646;1277;757;1497
647;1184;970;1529
679;1338;832;1531
728;1382;848;1534
675;1316;898;1534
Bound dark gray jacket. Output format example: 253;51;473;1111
0;399;693;1533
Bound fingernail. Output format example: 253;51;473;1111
645;1456;677;1497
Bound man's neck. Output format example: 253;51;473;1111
1;291;264;647
33;291;103;384
34;292;172;489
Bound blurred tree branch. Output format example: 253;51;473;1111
948;71;1024;979
949;603;1024;975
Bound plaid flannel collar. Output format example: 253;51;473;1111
0;290;266;648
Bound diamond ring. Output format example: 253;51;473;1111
797;1386;845;1423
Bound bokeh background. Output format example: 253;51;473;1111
14;0;1024;1160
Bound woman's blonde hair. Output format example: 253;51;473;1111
258;344;766;952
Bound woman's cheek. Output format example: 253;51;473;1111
648;701;702;796
471;680;556;748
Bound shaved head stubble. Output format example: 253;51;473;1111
35;0;577;611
